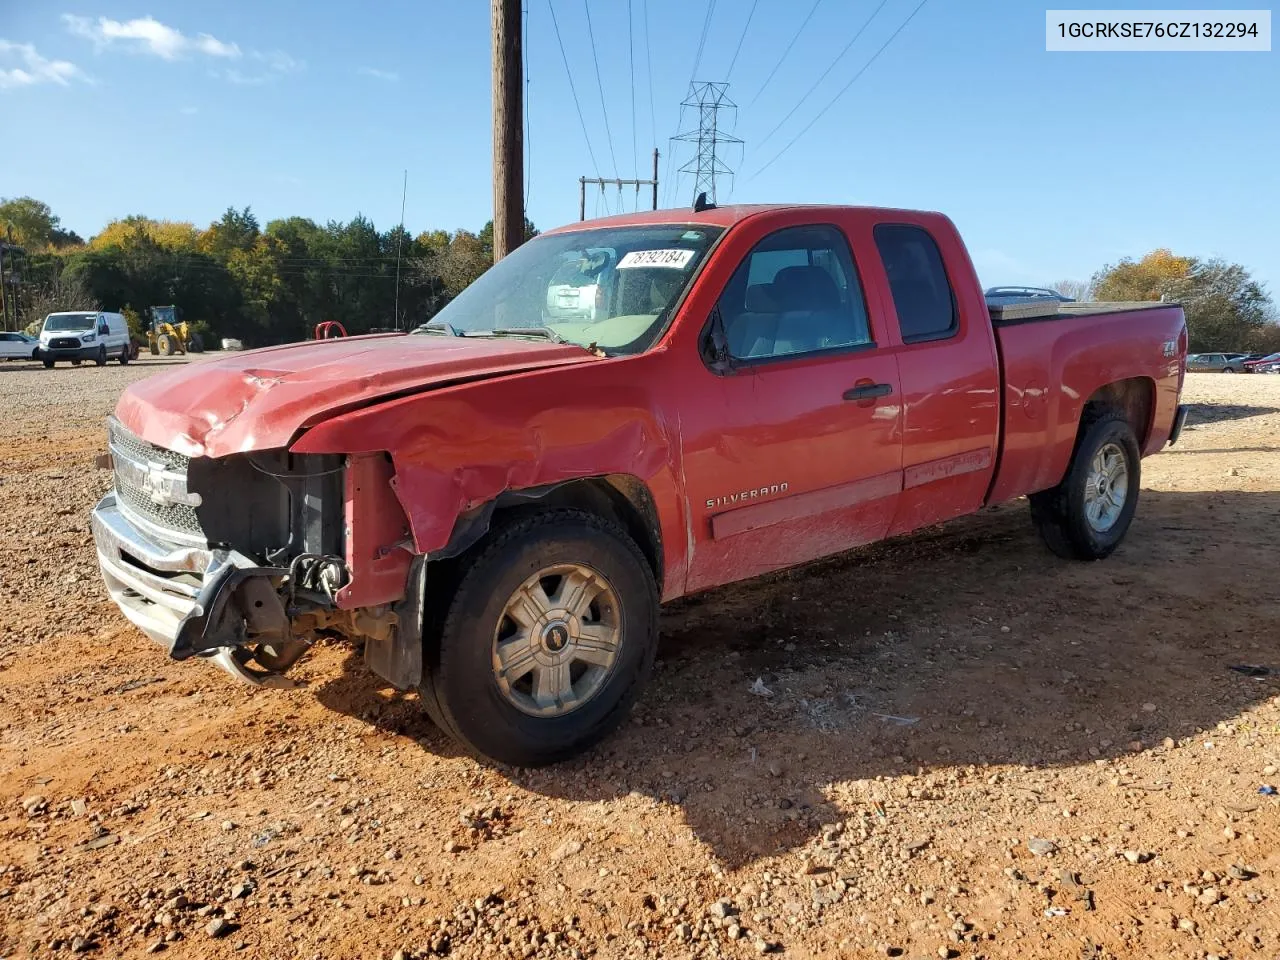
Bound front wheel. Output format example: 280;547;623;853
419;509;659;766
95;346;107;366
1030;412;1141;560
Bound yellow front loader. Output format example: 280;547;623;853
147;305;205;356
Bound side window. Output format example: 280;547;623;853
874;224;957;342
716;224;871;362
98;321;110;336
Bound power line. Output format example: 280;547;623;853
753;0;892;155
749;0;931;180
547;0;602;181
642;0;655;154
726;0;759;80
628;0;638;181
583;0;619;178
688;0;717;85
748;0;823;107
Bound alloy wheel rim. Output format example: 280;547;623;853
491;563;622;717
1084;441;1129;532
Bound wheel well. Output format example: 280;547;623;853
1081;377;1154;447
428;474;664;594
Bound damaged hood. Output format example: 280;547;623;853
115;333;600;458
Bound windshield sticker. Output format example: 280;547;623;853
617;249;695;270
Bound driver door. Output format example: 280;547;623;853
682;222;904;592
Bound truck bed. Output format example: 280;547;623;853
988;299;1181;325
986;301;1186;505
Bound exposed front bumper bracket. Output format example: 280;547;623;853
91;493;284;662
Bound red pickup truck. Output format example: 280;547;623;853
92;203;1188;765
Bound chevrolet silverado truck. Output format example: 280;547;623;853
91;203;1188;766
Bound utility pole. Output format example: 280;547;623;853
579;148;661;221
491;0;524;262
673;82;742;206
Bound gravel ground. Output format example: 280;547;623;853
2;361;1279;960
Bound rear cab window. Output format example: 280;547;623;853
874;224;958;343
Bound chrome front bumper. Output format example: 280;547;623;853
91;492;278;661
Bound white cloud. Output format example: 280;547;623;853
221;49;304;84
62;14;241;60
224;68;265;85
357;66;398;82
0;39;89;88
255;49;302;73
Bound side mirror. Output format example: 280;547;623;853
702;306;733;373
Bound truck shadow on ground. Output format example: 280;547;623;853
1182;400;1280;425
314;486;1280;869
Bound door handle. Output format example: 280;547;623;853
843;382;893;401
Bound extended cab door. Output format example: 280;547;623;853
868;219;1000;536
682;220;904;592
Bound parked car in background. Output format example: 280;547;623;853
38;312;132;367
1187;352;1248;373
1245;352;1280;373
0;331;39;361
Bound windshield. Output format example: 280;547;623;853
420;224;723;354
44;313;97;332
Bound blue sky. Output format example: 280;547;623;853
2;1;1276;293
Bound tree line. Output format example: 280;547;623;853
0;196;534;346
1052;249;1279;354
3;195;1276;353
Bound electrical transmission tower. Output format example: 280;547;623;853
672;82;742;206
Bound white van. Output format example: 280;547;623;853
39;311;132;367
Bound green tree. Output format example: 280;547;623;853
1092;250;1275;352
0;196;60;249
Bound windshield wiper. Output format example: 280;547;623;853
488;326;569;344
415;321;464;337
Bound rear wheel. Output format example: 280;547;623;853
1030;411;1141;560
119;346;130;365
1223;367;1237;374
187;333;204;353
419;509;659;766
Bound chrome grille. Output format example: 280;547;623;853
108;420;205;541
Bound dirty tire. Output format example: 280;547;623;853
1030;411;1141;561
156;334;174;357
95;346;107;366
419;509;659;767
